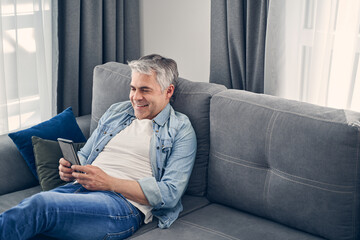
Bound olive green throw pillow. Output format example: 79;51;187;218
31;136;86;191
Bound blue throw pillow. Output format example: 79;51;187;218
8;107;86;179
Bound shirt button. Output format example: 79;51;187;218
96;149;99;151
104;131;107;134
156;146;160;150
110;134;113;137
156;130;159;133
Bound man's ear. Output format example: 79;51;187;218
166;84;175;99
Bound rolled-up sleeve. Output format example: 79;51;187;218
138;176;162;206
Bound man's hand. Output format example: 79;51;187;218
71;165;150;205
71;165;113;191
58;158;75;182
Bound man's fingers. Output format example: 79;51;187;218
59;158;75;182
71;164;88;172
59;158;71;167
71;169;89;180
71;165;97;175
59;171;74;181
59;164;73;173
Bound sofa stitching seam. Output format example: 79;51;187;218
211;151;355;192
264;111;278;216
178;201;211;219
271;171;353;194
211;151;267;168
177;219;240;240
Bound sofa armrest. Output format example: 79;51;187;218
0;134;38;196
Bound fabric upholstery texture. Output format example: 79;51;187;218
90;62;132;134
0;185;42;213
90;62;226;196
171;77;226;195
131;204;324;240
32;136;85;191
208;90;360;240
129;195;210;239
76;114;91;139
8;107;86;179
0;134;38;196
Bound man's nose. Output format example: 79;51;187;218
133;91;143;100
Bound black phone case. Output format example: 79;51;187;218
58;139;81;166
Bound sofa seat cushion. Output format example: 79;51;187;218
131;204;325;240
0;185;42;213
129;195;210;238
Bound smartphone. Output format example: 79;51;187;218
57;138;81;166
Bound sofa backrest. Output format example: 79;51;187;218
208;89;360;240
91;62;226;196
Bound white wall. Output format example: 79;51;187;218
139;0;210;83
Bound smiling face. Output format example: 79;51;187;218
129;71;174;120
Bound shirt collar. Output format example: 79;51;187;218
153;103;171;126
125;102;171;126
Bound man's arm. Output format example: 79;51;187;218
138;121;197;209
71;165;150;205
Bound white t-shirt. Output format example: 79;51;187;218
92;118;154;223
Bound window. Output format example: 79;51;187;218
265;0;360;111
0;0;52;134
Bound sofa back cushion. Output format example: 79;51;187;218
91;62;226;196
90;62;132;133
208;90;360;240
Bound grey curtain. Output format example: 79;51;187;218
210;0;268;92
57;0;140;116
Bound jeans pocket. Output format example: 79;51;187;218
103;227;134;240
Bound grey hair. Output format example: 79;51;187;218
128;54;179;91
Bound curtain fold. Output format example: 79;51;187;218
210;0;268;92
57;0;140;116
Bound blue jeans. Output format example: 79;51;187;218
0;183;143;240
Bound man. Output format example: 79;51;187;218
0;54;197;239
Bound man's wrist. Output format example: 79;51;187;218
107;176;116;192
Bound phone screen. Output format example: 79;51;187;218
57;138;81;166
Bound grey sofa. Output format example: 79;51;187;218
1;62;360;240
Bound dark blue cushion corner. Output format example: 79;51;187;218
8;107;86;179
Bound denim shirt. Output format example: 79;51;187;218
78;101;197;228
